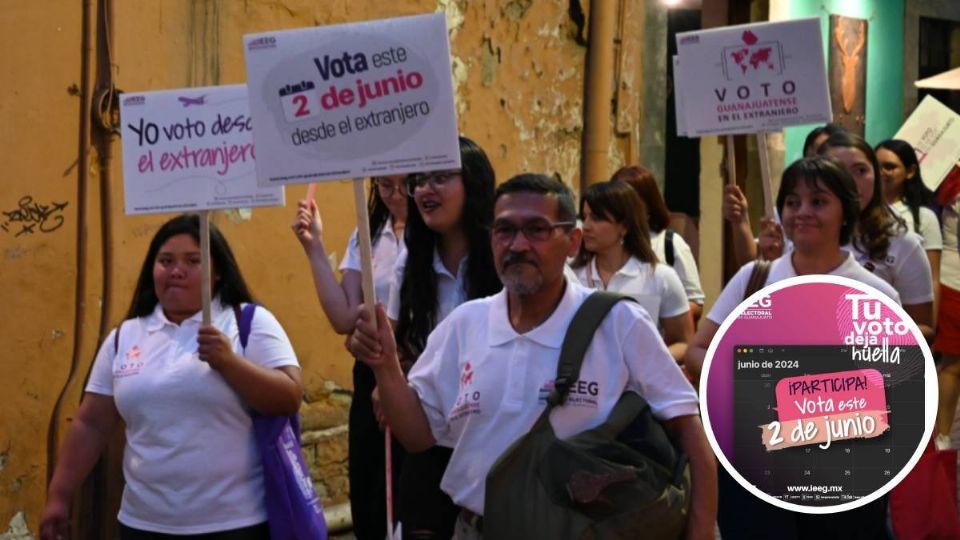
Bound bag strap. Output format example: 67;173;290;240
743;260;772;301
232;303;258;351
113;322;123;355
547;291;635;407
665;228;676;266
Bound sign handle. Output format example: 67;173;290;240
352;178;377;325
725;135;737;186
351;177;393;537
756;132;775;218
306;182;317;203
200;210;212;325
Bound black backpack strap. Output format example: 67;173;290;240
547;291;635;407
743;260;772;301
665;228;676;266
113;322;123;355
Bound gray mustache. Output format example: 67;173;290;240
502;253;537;269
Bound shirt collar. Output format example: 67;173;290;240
144;296;228;332
587;256;642;287
487;278;581;349
772;250;855;280
432;248;467;281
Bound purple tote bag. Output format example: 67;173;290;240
238;304;328;540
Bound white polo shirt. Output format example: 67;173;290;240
891;200;943;251
407;280;700;514
340;221;405;304
707;251;901;325
650;229;706;305
847;229;933;305
86;300;298;534
386;248;468;322
572;256;689;321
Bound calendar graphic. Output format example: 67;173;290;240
279;80;319;123
732;345;925;506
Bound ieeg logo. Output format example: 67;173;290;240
247;36;277;51
741;294;774;320
123;95;145;106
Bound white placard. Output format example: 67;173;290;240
243;14;461;186
675;17;831;136
894;95;960;191
119;85;283;215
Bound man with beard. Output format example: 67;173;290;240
351;174;716;539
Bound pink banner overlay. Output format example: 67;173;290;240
704;280;927;459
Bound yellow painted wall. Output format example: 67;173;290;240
0;0;646;534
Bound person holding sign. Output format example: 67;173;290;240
570;181;693;362
40;214;303;540
723;124;850;267
382;136;501;539
818;133;935;339
686;158;899;539
292;174;407;540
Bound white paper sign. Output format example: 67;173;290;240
119;85;283;215
894;95;960;191
675;17;831;136
242;14;460;186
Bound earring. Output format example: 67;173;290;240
618;234;625;245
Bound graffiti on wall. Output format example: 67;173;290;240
1;196;68;237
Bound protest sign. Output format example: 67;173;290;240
894;95;960;191
119;84;283;215
242;13;460;187
674;17;831;137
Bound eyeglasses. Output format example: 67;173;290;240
491;219;576;244
406;170;462;197
372;177;404;197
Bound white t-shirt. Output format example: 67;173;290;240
941;200;960;290
572;256;689;321
650;229;706;305
847;229;934;305
890;200;943;251
86;300;298;534
339;221;405;304
707;251;901;325
386;248;468;323
407;280;700;514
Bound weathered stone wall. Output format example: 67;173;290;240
0;1;647;534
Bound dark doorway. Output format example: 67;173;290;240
919;16;960;113
665;8;703;218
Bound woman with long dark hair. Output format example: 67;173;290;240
292;174;407;539
41;214;302;540
571;181;692;361
876;138;942;307
612;164;705;322
381;136;500;539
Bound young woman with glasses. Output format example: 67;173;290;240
292;173;407;540
373;135;502;539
